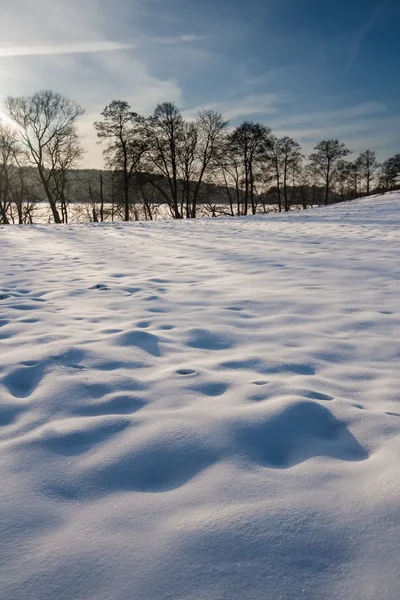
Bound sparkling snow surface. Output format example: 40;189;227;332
0;195;399;600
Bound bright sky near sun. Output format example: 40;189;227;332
0;0;399;168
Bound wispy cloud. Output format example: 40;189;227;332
272;102;387;129
152;34;205;45
268;101;398;159
0;41;136;59
185;93;282;122
347;0;391;70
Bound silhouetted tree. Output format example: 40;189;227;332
347;158;362;199
0;123;38;224
379;154;400;191
277;136;302;211
94;100;146;222
309;140;351;206
335;160;352;202
137;104;227;219
217;147;244;216
137;102;185;219
5;90;84;223
179;110;227;218
266;136;283;212
0;124;18;224
225;121;271;215
358;149;379;196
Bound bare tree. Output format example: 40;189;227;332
138;105;226;220
217;147;244;216
0;123;37;224
309;140;351;206
131;172;165;221
179;110;227;218
225;122;271;216
268;136;302;212
358;150;379;196
266;136;283;213
289;160;305;209
86;172;106;223
137;103;185;218
5;90;84;223
94;100;146;222
295;165;314;210
335;160;352;202
347;158;363;199
379;155;400;191
0;124;18;224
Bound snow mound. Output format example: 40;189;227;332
0;194;399;600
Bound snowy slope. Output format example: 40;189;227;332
0;194;399;600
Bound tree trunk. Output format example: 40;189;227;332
283;162;289;212
124;180;129;222
272;156;282;212
250;167;256;215
38;167;61;223
243;164;249;216
228;195;234;217
0;200;10;224
111;174;115;222
50;198;61;223
100;174;104;222
276;171;282;213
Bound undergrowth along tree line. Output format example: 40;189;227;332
1;90;399;224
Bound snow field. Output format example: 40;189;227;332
0;194;399;599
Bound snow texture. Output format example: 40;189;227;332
0;194;399;600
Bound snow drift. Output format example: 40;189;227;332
0;194;399;599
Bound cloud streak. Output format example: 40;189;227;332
0;41;136;59
152;34;205;45
184;93;281;122
347;0;391;70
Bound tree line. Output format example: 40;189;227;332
1;90;399;224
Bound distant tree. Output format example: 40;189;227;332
0;124;18;224
335;160;352;202
86;173;105;223
357;149;379;196
265;136;302;212
137;102;185;219
5;90;84;223
379;154;400;191
94;100;146;222
225;121;271;215
217;146;244;216
296;165;315;210
309;140;351;206
132;172;163;221
179;109;227;218
277;136;302;211
347;158;363;199
303;161;323;206
0;123;37;225
138;104;227;219
266;136;284;212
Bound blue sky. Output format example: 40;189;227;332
0;0;399;167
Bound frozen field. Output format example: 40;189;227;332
0;194;399;599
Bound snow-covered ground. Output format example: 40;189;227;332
0;194;399;600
